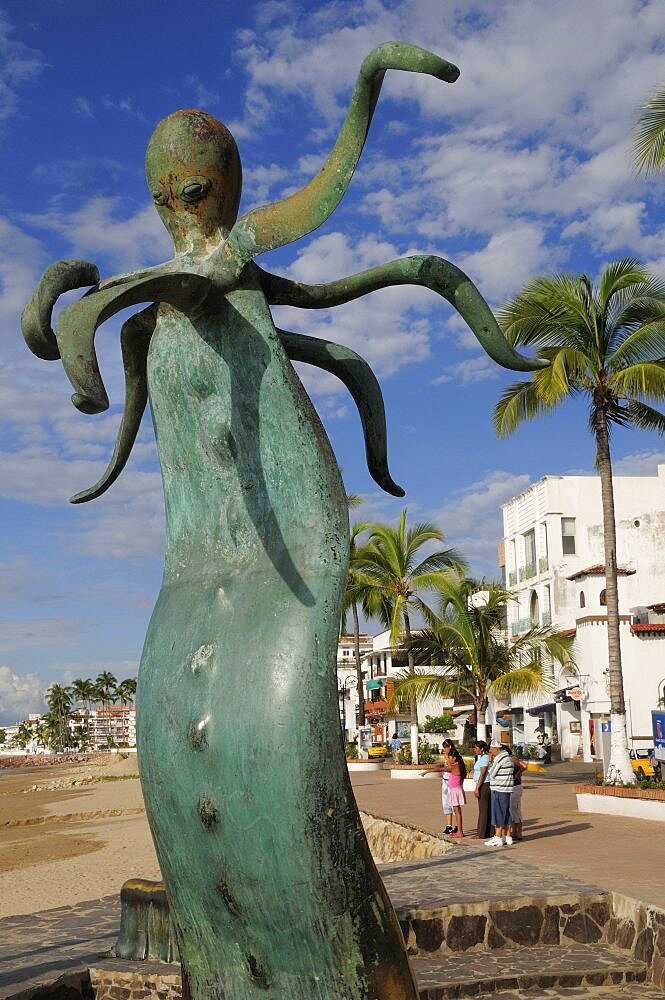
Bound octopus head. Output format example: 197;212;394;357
146;110;242;254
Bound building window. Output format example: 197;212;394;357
580;591;586;608
523;529;536;577
600;589;607;606
561;517;576;555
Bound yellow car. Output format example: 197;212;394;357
367;744;388;760
630;749;655;780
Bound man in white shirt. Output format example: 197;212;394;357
485;739;514;847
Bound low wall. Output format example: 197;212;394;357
576;783;665;822
359;811;452;863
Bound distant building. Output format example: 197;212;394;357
499;467;665;762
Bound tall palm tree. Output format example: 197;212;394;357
15;722;33;750
362;509;467;762
46;683;73;749
95;671;118;708
341;522;377;728
493;258;665;783
634;84;665;175
389;577;574;740
116;678;137;705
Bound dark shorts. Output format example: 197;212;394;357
491;790;511;827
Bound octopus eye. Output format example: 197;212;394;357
152;189;169;206
179;176;212;204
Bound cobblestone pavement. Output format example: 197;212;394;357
413;942;646;996
350;762;665;910
0;897;117;998
0;851;609;998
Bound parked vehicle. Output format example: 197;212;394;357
367;744;388;760
629;748;655;780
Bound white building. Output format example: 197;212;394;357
337;630;473;746
500;467;665;762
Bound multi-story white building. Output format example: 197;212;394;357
499;467;665;762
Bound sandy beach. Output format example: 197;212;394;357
0;755;160;917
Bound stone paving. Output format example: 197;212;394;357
0;897;117;998
413;943;646;998
468;988;665;999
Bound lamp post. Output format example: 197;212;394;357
338;675;358;738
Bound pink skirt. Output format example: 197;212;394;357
448;785;466;807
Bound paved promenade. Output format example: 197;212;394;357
2;759;663;998
351;761;665;910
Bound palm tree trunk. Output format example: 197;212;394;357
352;602;365;728
403;610;419;765
596;411;635;784
476;699;488;741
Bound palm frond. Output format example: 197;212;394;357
597;258;646;314
634;84;665;175
625;400;665;436
491;666;551;701
611;361;665;401
388;669;471;711
493;379;562;438
609;318;665;367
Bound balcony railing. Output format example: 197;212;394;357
508;570;517;587
541;611;552;627
511;616;538;636
518;562;537;582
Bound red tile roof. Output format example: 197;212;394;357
566;564;635;581
631;622;665;634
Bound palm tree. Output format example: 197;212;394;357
493;258;665;783
362;509;468;762
342;522;377;728
634;84;665;175
389;577;574;740
46;683;73;749
95;671;118;708
15;722;32;750
116;678;137;705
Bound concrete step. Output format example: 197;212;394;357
413;942;647;999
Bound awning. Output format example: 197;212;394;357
526;703;556;717
365;678;386;690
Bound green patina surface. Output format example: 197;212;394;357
21;41;546;1000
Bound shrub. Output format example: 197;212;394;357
421;713;454;734
344;741;358;760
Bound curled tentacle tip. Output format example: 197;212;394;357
72;391;109;415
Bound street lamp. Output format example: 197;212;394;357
338;676;358;736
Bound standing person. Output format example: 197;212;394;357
472;739;492;839
485;739;514;847
388;730;403;761
510;751;528;841
421;739;464;836
442;738;467;839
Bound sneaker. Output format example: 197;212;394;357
443;825;453;835
505;835;513;846
484;836;503;847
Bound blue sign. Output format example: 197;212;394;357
652;711;665;755
601;720;611;733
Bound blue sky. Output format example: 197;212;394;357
2;0;665;724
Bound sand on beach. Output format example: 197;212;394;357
0;754;161;917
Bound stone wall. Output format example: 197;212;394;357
400;893;613;957
359;811;452;863
609;893;665;990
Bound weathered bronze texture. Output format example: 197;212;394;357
22;41;546;1000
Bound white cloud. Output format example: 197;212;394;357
614;450;665;477
0;665;45;724
457;224;556;305
22;197;172;272
0;619;82;653
432;470;533;575
0;12;43;123
74;96;94;118
433;355;502;386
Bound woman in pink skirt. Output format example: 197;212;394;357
442;738;467;838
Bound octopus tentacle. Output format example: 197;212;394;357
226;43;459;264
259;256;548;373
71;305;158;505
54;271;211;415
21;259;100;361
277;328;405;497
